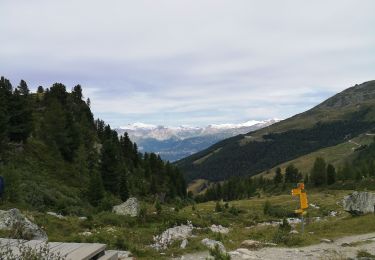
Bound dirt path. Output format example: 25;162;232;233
176;232;375;259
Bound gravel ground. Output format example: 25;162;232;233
175;232;375;259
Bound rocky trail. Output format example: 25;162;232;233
177;232;375;259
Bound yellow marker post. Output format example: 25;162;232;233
291;183;308;233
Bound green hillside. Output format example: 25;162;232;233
0;76;186;215
177;80;375;182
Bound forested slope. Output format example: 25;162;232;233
0;76;186;214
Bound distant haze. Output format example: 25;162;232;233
1;0;374;127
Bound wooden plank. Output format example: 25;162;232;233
50;242;85;257
65;243;106;260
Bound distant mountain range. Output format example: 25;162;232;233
116;119;279;161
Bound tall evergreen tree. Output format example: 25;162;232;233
274;167;283;184
310;157;327;186
284;164;301;183
326;163;336;185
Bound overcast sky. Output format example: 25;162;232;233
1;0;374;127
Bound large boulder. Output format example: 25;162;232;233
151;221;193;250
343;191;375;215
113;197;140;217
0;208;48;241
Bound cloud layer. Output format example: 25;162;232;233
1;0;374;126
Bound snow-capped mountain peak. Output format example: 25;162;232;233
116;119;280;161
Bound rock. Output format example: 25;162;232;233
113;197;140;217
343;191;375;215
0;208;47;241
290;230;299;234
78;216;87;221
106;250;132;259
239;240;277;250
309;203;320;209
329;211;338;217
201;238;226;253
230;248;254;258
209;224;229;234
151;221;194;250
79;231;93;236
180;239;188;249
46;211;65;219
320;238;333;243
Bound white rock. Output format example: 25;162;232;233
0;208;47;241
151;221;194;250
343;191;375;215
289;230;299;234
309;203;320;209
80;231;93;236
210;224;229;234
320;238;333;243
113;197;140;217
201;238;226;253
47;211;65;219
180;239;188;249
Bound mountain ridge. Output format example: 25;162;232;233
176;80;375;182
116;119;279;161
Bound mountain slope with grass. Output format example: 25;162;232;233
176;80;375;182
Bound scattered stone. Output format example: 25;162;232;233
320;238;333;243
106;250;132;259
309;203;320;209
79;231;93;236
113;197;140;217
343;191;375;215
240;240;262;250
46;211;65;219
180;239;188;249
0;208;48;241
290;230;299;234
210;224;229;234
151;221;194;250
201;238;226;253
341;242;351;247
329;211;338;217
78;216;87;221
230;248;254;257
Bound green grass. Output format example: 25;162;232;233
5;189;375;259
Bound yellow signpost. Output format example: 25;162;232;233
291;183;308;233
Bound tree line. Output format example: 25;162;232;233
0;77;186;213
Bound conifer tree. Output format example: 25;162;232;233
326;164;336;185
310;157;327;186
274;167;283;184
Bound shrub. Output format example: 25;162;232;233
263;201;291;218
207;244;231;260
0;242;65;260
228;206;239;216
215;201;223;212
8;221;34;240
155;200;162;215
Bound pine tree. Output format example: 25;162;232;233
310;157;327;186
119;172;129;201
274;167;283;184
326;164;336;185
284;164;301;183
87;170;105;206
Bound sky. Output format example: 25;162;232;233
1;0;375;127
